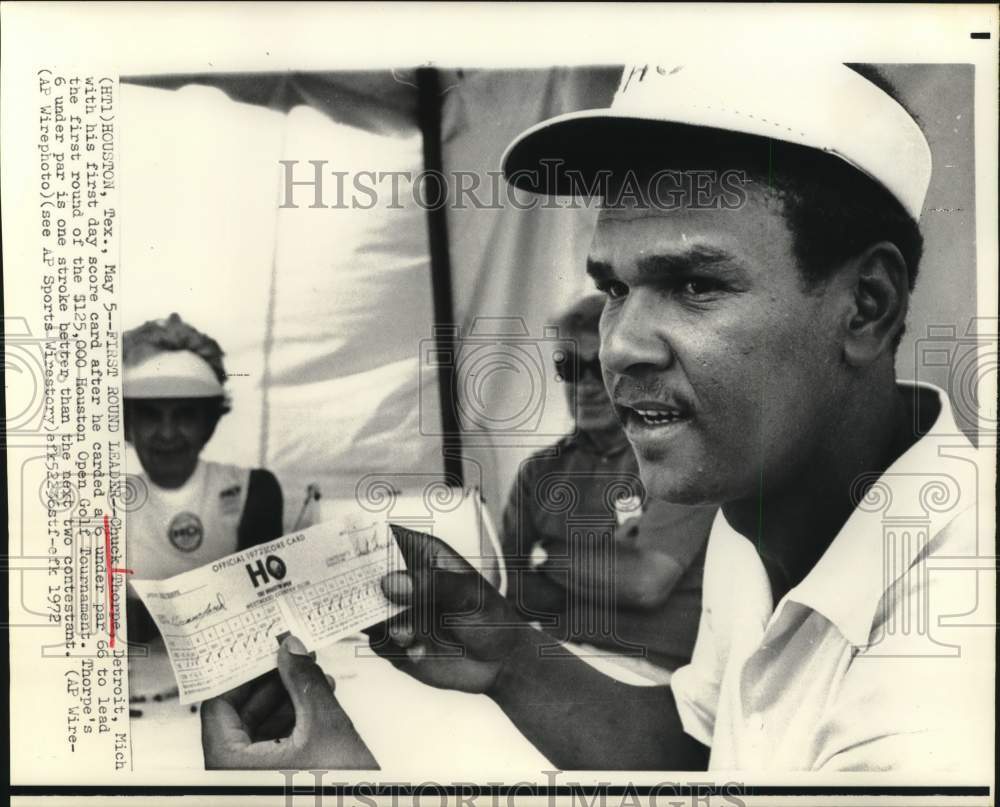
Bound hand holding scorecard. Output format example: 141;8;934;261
130;513;407;704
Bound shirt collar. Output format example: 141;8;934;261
787;381;976;647
720;381;975;648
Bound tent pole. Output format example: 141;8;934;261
417;67;464;487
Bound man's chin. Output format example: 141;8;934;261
634;459;722;507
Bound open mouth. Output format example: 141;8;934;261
617;401;692;432
631;407;686;425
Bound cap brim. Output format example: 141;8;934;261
502;109;854;199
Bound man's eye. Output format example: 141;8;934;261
597;280;629;300
680;278;719;297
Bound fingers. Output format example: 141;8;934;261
201;696;251;768
252;698;296;742
363;627;409;667
218;669;274;712
238;671;290;740
368;627;458;665
381;564;493;616
276;635;341;740
380;570;413;605
366;606;438;660
375;566;515;661
274;636;379;768
204;642;377;770
252;672;336;742
201;671;290;766
389;620;415;648
364;613;434;668
375;611;414;648
380;529;506;634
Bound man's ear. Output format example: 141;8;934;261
843;241;909;367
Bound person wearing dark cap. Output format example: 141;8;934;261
502;294;715;675
201;64;989;773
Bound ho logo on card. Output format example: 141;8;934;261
168;512;204;552
246;554;288;588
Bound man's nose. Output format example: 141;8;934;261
599;292;673;377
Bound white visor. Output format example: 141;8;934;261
123;350;225;399
501;63;932;220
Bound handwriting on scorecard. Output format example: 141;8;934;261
130;516;406;704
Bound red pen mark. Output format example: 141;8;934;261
104;514;134;648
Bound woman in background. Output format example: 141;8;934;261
123;313;283;704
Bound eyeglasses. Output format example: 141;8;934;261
554;350;603;384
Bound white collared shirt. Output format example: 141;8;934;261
670;382;994;772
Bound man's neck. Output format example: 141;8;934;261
722;378;917;606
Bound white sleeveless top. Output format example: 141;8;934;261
127;460;251;582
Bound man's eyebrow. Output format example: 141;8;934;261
636;245;745;281
587;245;746;284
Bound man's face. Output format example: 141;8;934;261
127;398;216;489
563;330;621;434
589;194;847;506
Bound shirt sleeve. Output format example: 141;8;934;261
502;464;557;620
500;462;539;562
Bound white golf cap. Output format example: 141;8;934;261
123;349;225;399
502;63;932;220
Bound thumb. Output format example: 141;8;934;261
390;524;477;576
276;635;338;740
430;569;519;661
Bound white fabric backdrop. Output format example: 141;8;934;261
120;83;444;527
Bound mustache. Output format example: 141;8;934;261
610;377;670;401
610;376;693;411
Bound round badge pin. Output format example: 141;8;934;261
168;512;204;552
